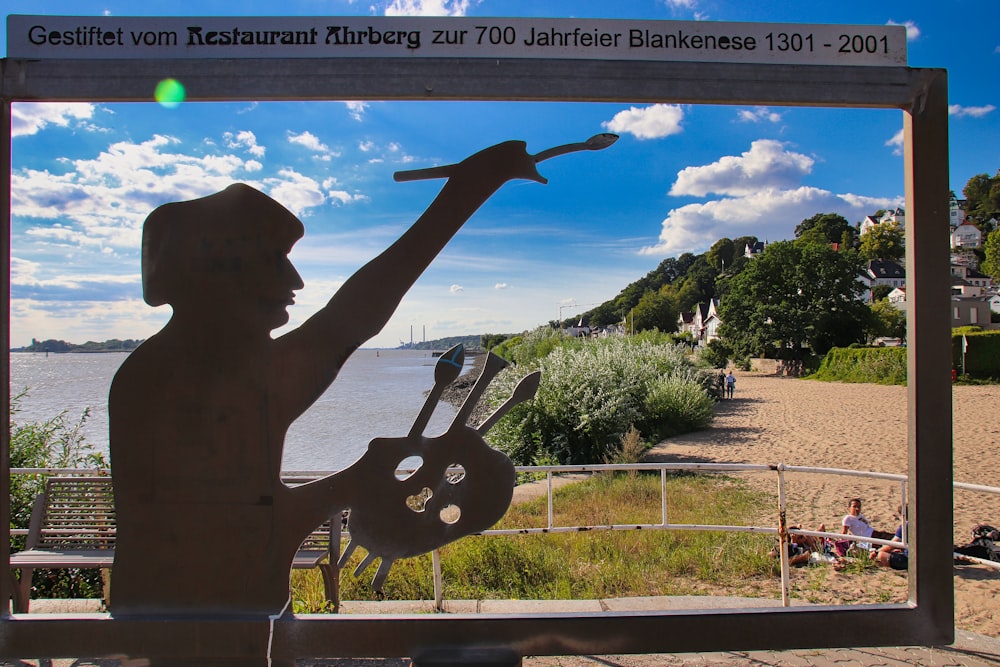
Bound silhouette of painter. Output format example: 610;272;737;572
109;136;615;619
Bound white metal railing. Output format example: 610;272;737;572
9;464;1000;609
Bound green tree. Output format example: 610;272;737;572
480;333;510;350
733;236;758;258
673;256;719;312
628;288;679;333
794;213;854;246
963;170;1000;228
982;229;1000;281
588;301;623;328
706;238;736;272
868;299;906;342
717;241;869;360
870;284;894;302
699;338;731;369
859;221;905;261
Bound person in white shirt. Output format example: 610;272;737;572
841;498;895;545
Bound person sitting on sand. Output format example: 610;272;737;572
771;524;825;566
841;498;895;548
872;505;908;570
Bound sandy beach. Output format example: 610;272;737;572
644;371;1000;638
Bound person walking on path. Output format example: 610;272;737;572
725;370;736;399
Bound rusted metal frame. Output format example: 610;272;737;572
1;82;11;625
903;67;953;643
1;57;951;661
4;58;929;106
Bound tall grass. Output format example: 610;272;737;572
292;473;780;611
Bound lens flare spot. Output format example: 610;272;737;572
155;79;186;109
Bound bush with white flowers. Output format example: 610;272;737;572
484;334;715;465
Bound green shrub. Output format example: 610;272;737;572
810;347;907;384
952;329;1000;380
491;326;574;366
483;337;715;465
644;371;716;437
9;390;108;600
698;339;731;369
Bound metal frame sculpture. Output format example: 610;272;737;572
108;138;606;625
1;18;952;667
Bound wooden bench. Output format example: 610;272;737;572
8;476;341;613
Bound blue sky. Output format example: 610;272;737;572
4;1;998;349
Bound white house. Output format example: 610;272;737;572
676;311;696;337
744;240;766;259
859;215;880;236
859;260;906;301
952;276;982;298
951;297;992;328
703;309;722;345
887;286;907;309
949;196;967;229
951;264;993;292
951;220;983;249
680;299;721;346
988;292;1000;315
881;208;905;227
859;208;905;242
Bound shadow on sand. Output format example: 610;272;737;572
953;564;1000;582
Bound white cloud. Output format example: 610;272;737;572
641;141;901;256
949;104;996;119
12;128;343;265
288;131;335;155
358;140;376;152
345;101;369;121
12;103;97;137
885;129;905;156
641;187;900;256
13;134;260;253
737;107;782;124
327;189;370;206
264;169;327;217
288;132;322;151
670;140;814;197
602;104;684;140
223;130;266;157
887;20;920;41
383;0;469;16
449;284;464;294
494;283;509;290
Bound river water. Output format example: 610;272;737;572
9;349;461;472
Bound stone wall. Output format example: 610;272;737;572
750;358;805;376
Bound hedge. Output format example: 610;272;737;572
811;347;907;385
952;328;1000;379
